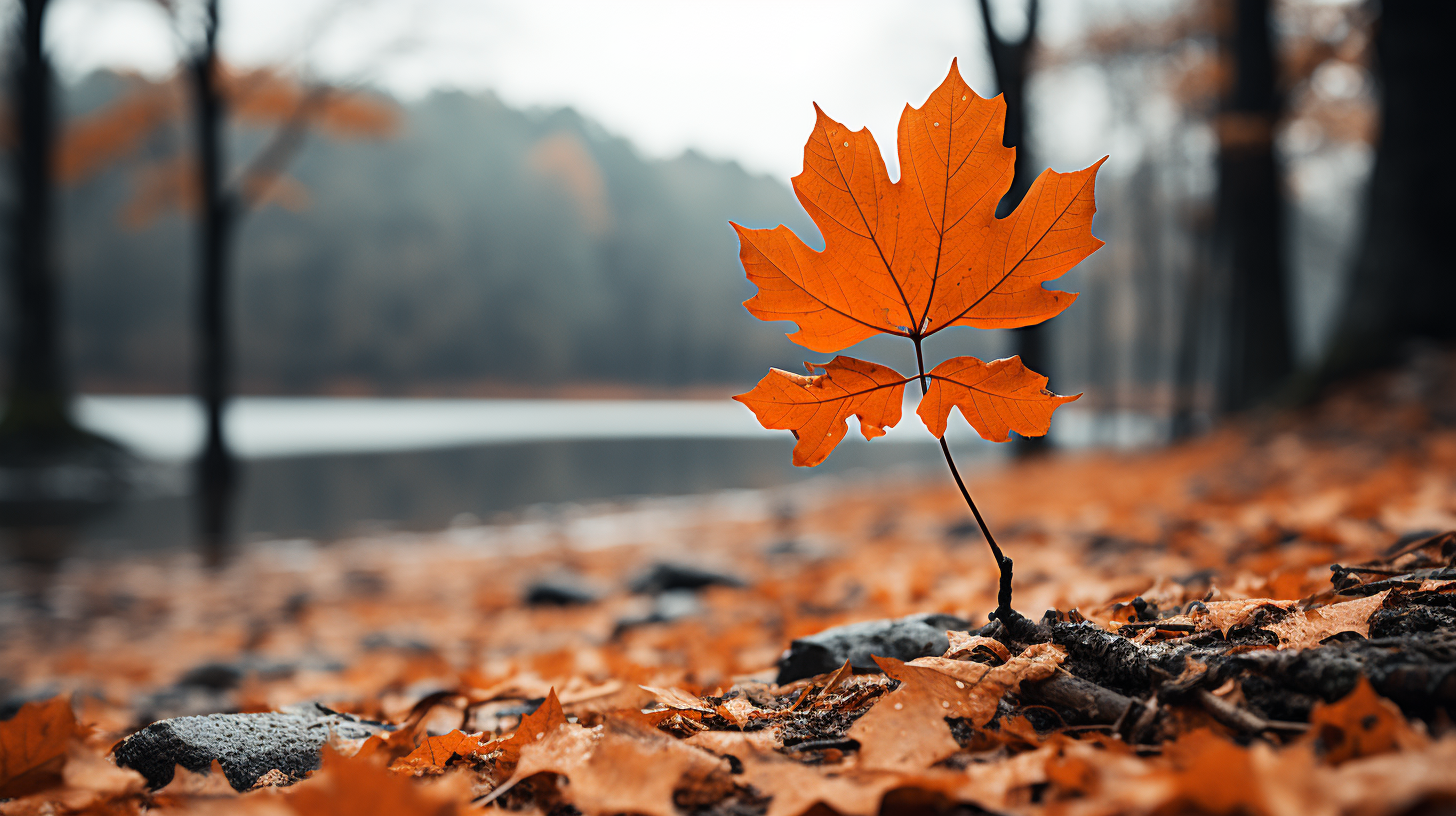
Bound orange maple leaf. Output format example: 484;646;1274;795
733;60;1097;465
390;730;483;775
0;695;79;799
286;746;457;816
735;357;906;467
491;688;568;776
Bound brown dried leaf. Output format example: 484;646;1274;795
389;730;483;775
639;685;712;713
501;717;725;816
1306;677;1427;764
285;746;457;816
0;696;78;799
908;642;1065;726
1266;591;1387;648
944;632;1011;662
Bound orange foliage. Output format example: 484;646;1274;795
285;746;457;816
1306;677;1428;764
734;61;1094;464
0;696;78;799
56;64;396;228
735;357;907;467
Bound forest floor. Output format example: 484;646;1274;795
3;352;1456;816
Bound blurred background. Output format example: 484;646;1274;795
0;0;1445;564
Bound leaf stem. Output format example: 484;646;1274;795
912;337;1015;621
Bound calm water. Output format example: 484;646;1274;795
13;397;975;558
3;397;1157;559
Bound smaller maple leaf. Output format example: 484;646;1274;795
733;357;907;467
734;354;1077;466
917;355;1081;442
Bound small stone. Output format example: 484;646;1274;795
627;562;746;595
775;612;974;684
523;574;602;606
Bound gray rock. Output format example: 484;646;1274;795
524;574;602;606
612;589;702;636
112;703;387;791
627;562;745;594
775;613;975;684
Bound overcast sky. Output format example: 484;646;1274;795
45;0;1121;180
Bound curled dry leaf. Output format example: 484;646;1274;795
713;697;762;728
0;696;78;799
944;632;1011;662
639;685;714;713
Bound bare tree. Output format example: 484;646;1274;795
144;0;393;559
1211;0;1293;412
1319;2;1456;381
976;0;1047;454
3;0;69;445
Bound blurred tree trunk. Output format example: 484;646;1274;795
1320;2;1456;378
2;0;71;443
187;0;239;560
977;0;1047;455
1211;0;1292;413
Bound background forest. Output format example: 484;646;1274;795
7;0;1402;421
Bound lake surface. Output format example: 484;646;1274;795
20;396;980;558
3;396;1158;560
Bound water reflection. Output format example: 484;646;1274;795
1;397;1157;564
61;436;954;559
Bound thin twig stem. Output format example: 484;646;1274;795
912;337;1015;619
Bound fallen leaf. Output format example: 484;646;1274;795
944;632;1010;662
734;357;907;467
1306;677;1427;764
713;697;764;728
846;658;963;770
156;759;238;798
500;717;725;816
390;730;483;775
907;641;1065;726
732;742;906;816
640;685;713;713
495;688;568;772
1265;591;1388;648
285;746;456;816
842;644;1057;773
0;696;78;799
684;729;781;756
